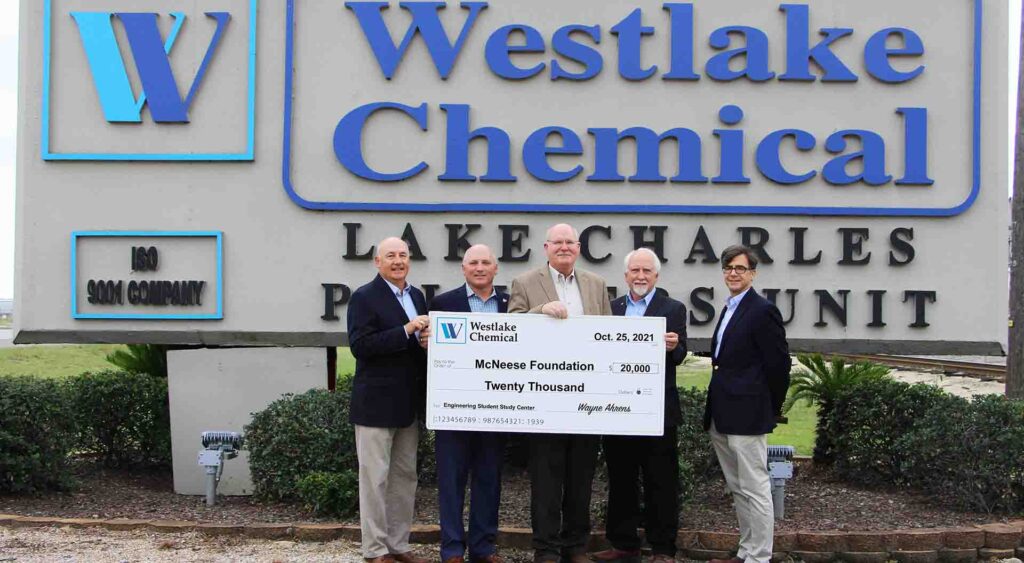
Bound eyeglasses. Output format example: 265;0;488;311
722;265;753;274
546;239;580;247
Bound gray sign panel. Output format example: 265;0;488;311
15;0;1010;353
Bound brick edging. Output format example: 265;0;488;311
1;513;1022;560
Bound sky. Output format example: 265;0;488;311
0;3;1021;301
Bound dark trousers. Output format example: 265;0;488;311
436;430;505;560
528;433;600;558
602;427;680;556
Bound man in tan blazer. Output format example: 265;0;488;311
508;223;612;563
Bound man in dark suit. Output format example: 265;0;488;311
348;236;431;563
591;248;687;563
429;244;509;563
704;245;791;563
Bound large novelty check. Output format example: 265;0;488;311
426;311;667;436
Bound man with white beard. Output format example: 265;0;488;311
591;247;688;563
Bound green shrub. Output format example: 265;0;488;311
676;387;718;504
898;394;1024;513
829;379;1024;513
784;354;891;463
68;370;171;467
0;376;77;493
246;376;439;502
830;378;955;487
245;385;355;501
296;470;360;517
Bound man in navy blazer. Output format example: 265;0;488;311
428;244;509;563
592;248;687;563
704;245;791;563
348;237;431;563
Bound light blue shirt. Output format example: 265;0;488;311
624;290;655;317
714;287;751;359
382;277;419;333
465;284;499;313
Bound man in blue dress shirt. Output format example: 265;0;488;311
428;244;510;563
348;237;431;563
704;245;791;563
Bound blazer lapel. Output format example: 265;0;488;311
498;293;509;313
644;292;663;317
537;267;558;303
458;284;472;313
373;275;411;322
718;290;755;354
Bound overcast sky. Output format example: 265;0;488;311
0;3;1021;301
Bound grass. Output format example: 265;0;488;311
677;357;817;456
0;344;124;378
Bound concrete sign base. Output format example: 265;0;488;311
168;347;328;496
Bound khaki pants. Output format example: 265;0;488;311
355;422;419;559
708;422;773;563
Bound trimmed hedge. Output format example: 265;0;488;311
245;376;440;502
245;383;355;501
0;376;77;493
677;387;718;503
296;470;360;517
1;370;172;492
830;378;1024;513
69;370;171;467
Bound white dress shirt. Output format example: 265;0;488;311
548;264;585;316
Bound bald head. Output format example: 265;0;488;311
462;244;498;295
375;237;411;287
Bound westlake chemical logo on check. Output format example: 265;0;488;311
435;317;468;344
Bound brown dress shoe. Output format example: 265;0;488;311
390;552;429;563
590;548;642;563
443;556;466;563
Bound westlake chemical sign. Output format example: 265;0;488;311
15;0;1010;353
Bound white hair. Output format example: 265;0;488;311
623;248;662;273
545;223;579;241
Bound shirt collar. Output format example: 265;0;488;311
726;287;751;309
627;290;655;308
382;277;410;297
548;263;576;282
465;283;497;302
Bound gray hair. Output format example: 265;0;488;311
623;248;661;273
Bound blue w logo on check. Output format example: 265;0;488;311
71;11;231;123
440;322;463;340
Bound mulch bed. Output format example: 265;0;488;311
0;459;1011;532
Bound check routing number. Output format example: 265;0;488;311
427;312;667;436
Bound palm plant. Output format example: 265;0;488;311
106;344;168;378
784;353;891;463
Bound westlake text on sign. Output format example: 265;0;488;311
427;312;667;436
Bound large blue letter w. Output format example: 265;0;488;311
71;12;230;123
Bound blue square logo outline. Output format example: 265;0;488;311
41;0;258;162
435;316;468;345
280;0;981;218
